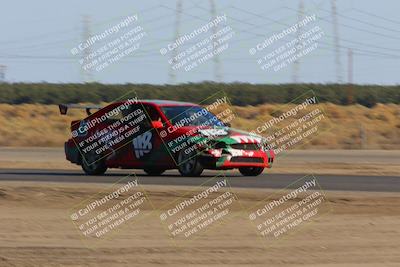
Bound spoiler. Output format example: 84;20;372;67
59;104;102;116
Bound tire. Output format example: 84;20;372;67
177;149;204;177
143;168;165;176
239;167;264;176
81;153;107;175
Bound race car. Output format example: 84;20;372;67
60;99;274;177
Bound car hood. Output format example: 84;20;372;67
178;126;263;144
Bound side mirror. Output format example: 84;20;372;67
151;121;163;129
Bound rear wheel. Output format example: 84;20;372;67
239;167;264;176
81;153;107;175
177;150;203;177
143;168;165;176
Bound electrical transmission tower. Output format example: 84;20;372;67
347;48;353;104
169;0;222;84
0;65;6;83
292;0;304;83
331;0;343;83
169;1;183;84
209;0;222;82
82;15;93;83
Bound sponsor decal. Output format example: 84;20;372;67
132;132;152;158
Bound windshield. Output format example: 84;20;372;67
161;106;225;127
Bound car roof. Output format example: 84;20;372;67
116;99;199;107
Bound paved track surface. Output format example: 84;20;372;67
0;169;399;192
1;147;399;164
1;148;399;192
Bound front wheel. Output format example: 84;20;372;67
81;153;107;175
239;167;264;176
177;150;204;177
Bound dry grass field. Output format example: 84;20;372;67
0;103;399;149
0;182;399;266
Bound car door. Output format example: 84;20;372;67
105;103;173;169
137;103;175;169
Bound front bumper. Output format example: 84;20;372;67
199;148;274;169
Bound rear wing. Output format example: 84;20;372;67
59;104;103;116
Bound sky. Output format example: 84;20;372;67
0;0;399;85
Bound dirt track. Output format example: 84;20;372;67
0;182;399;267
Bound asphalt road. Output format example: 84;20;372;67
0;169;399;192
2;148;399;164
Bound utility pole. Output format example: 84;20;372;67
331;0;343;83
347;48;353;104
82;15;93;83
292;0;304;83
0;65;6;83
169;0;183;84
209;0;222;82
169;0;221;84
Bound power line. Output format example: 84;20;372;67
209;0;222;82
318;7;400;34
232;5;400;58
0;4;163;47
350;8;400;25
0;4;179;55
167;0;222;84
292;0;304;83
285;6;400;42
37;5;400;61
81;15;93;83
331;0;343;83
169;0;182;84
